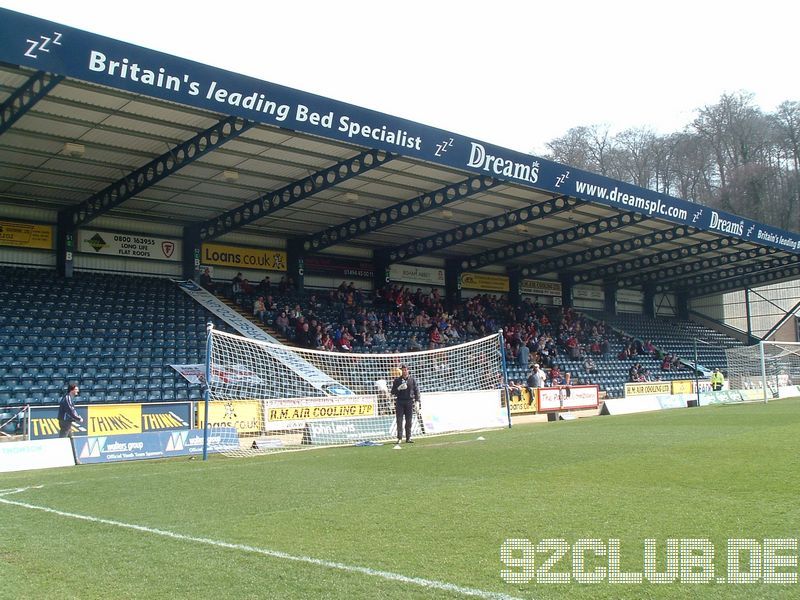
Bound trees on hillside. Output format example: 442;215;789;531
545;93;800;231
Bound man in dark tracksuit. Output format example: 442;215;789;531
58;383;83;438
390;365;420;444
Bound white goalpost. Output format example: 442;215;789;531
725;341;800;403
200;328;511;457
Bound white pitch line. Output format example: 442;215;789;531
0;494;523;600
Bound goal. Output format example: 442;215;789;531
725;341;800;402
200;327;510;457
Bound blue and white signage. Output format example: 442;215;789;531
0;8;797;253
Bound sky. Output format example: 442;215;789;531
2;0;798;155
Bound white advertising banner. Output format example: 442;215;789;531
573;287;604;300
78;229;181;261
263;395;378;431
520;279;562;297
601;397;664;416
0;438;75;473
420;389;508;433
537;385;599;412
389;263;445;286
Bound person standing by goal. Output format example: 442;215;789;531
58;382;83;438
391;364;420;444
711;368;725;391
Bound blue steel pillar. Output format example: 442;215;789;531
559;274;574;309
603;280;618;315
445;258;462;309
286;239;305;294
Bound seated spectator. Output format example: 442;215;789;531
429;325;442;349
638;363;650;380
340;329;354;351
372;327;387;348
565;335;580;360
549;364;563;385
199;267;216;293
583;356;598;374
407;334;422;352
231;272;244;296
312;325;324;350
253;296;267;321
256;275;271;295
278;275;289;294
274;311;290;337
517;343;530;367
321;332;334;351
661;353;672;371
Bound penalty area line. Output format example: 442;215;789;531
0;495;523;600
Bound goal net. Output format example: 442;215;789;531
200;328;510;457
725;342;800;402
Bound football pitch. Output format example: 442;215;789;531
2;399;800;599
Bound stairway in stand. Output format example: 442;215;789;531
218;296;292;346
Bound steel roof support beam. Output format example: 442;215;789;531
573;237;751;285
57;116;254;231
302;175;499;254
197;148;396;241
682;264;800;298
615;243;780;288
658;253;800;295
0;71;63;136
521;224;698;278
378;194;578;265
459;208;647;271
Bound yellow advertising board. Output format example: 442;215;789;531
0;220;53;249
461;272;509;292
671;380;694;395
87;404;142;436
196;400;262;434
624;382;672;397
267;403;375;422
509;388;535;414
201;242;287;271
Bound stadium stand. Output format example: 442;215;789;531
0;266;232;407
0;265;752;413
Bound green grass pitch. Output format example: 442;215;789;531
2;398;800;599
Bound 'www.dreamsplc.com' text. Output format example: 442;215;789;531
501;538;799;584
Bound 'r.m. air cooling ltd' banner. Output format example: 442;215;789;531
0;220;53;249
461;272;509;292
624;382;672;397
264;396;378;430
201;242;287;271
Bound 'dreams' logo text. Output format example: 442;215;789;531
467;142;539;184
709;211;744;236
